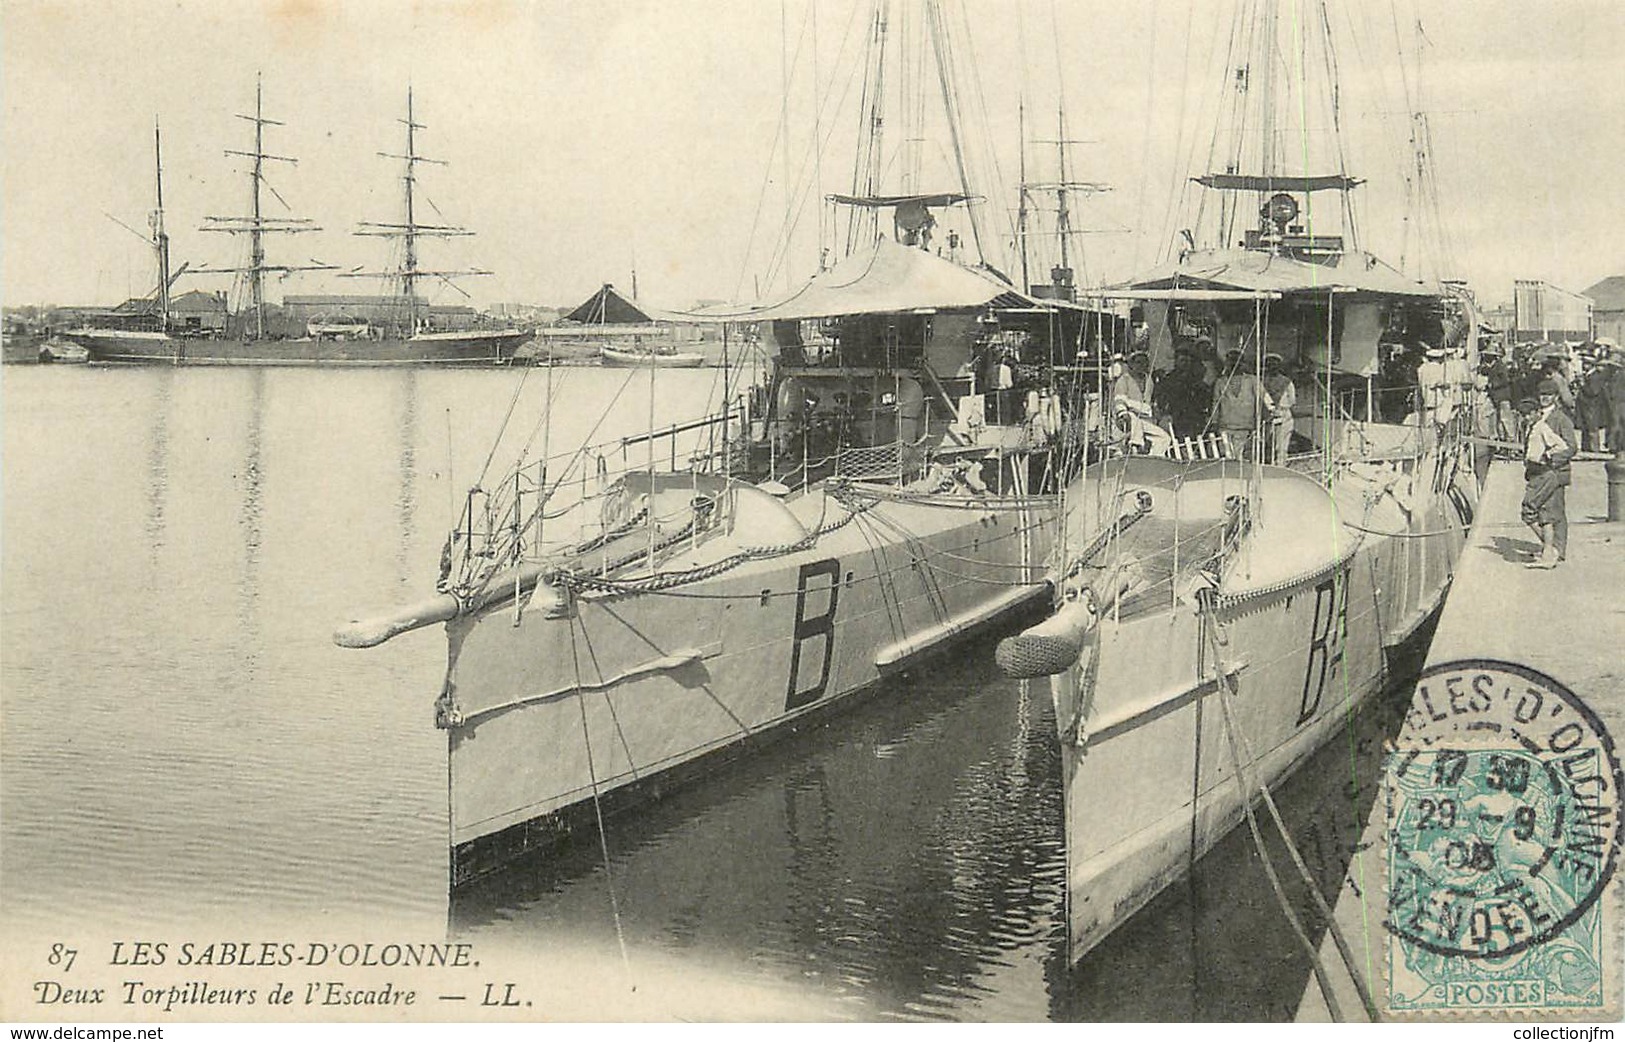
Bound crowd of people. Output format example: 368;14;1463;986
1508;337;1624;571
1481;338;1623;454
1093;325;1625;574
1109;336;1303;461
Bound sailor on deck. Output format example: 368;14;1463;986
1153;343;1212;438
1417;344;1455;426
1262;353;1297;463
1111;349;1157;453
1213;350;1273;461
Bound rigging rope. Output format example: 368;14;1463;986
568;625;635;990
1201;601;1345;1021
1202;598;1381;1021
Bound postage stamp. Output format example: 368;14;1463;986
1383;659;1623;1015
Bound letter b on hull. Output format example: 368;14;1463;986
786;558;841;711
1298;572;1347;725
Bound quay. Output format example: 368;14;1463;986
1295;457;1624;1021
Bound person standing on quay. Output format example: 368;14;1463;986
1521;379;1578;569
1480;346;1518;451
1576;352;1613;452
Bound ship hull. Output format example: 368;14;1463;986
1052;441;1476;962
64;328;529;366
440;486;1057;885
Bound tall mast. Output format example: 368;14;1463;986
403;86;421;308
1023;100;1108;299
1054;103;1072;277
1255;0;1280;236
197;73;331;338
350;87;487;334
153;119;171;330
846;0;891;254
1017;97;1030;292
250;78;266;332
924;0;987;266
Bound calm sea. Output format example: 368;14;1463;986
1;364;1403;1021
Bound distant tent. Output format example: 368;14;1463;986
566;284;654;325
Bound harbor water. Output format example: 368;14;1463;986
2;365;1412;1021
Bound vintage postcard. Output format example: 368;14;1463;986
3;0;1621;1030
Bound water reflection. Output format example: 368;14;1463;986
2;365;1424;1018
449;626;1416;1021
449;629;1067;1019
395;369;419;582
143;368;174;567
236;368;266;680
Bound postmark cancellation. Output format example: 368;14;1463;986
1382;660;1623;1016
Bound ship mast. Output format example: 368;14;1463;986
1017;98;1030;291
1020;101;1109;300
1191;0;1361;259
923;0;986;267
348;87;488;335
845;0;891;254
153;120;172;331
196;74;333;338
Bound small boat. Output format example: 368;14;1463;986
599;343;705;368
38;339;89;364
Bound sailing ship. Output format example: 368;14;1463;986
66;81;527;366
335;1;1116;885
994;0;1483;965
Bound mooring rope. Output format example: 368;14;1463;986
568;624;635;990
1201;597;1379;1021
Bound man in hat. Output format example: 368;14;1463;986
1576;350;1613;452
1538;349;1575;417
1480;345;1518;451
1212;349;1272;461
1603;353;1625;454
1417;343;1453;425
1261;353;1297;462
1154;342;1212;439
1111;348;1157;453
1520;379;1578;569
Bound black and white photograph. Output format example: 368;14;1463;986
3;0;1621;1028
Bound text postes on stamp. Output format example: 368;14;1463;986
1383;659;1622;1014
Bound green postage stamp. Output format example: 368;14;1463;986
1383;660;1622;1015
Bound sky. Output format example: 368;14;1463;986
2;0;1622;314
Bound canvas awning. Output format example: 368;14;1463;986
700;238;1036;322
827;192;974;208
1193;173;1364;193
1094;288;1284;301
1116;248;1440;298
